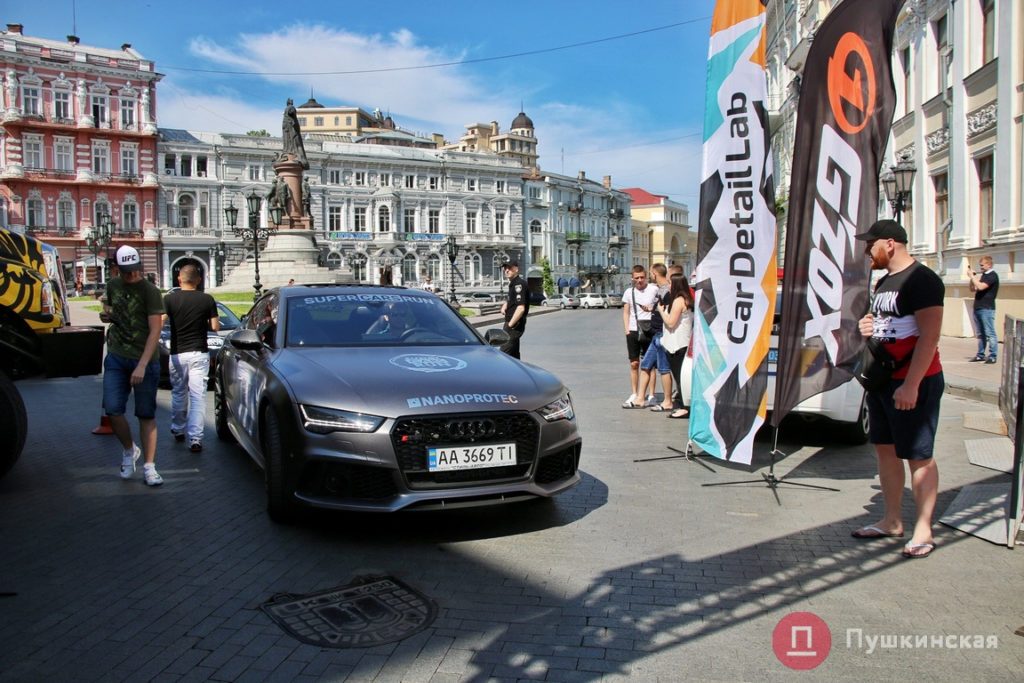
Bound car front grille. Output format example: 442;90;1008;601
391;413;540;489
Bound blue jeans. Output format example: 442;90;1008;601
974;307;997;360
103;351;160;419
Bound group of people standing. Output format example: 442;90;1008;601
100;246;219;487
620;263;693;420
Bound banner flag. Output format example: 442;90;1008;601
772;0;904;425
688;0;777;464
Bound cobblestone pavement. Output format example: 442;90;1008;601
1;309;1022;682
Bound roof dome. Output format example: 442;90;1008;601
511;111;534;130
299;97;324;109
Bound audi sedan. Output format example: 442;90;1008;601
215;284;582;522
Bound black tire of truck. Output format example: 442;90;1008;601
0;372;27;480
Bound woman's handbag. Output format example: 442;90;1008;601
661;310;693;354
855;338;911;392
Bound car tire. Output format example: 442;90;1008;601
262;407;297;524
560;303;565;309
0;372;27;480
214;371;235;443
837;397;870;445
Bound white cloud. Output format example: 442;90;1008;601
165;23;701;204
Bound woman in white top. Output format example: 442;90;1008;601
658;273;694;419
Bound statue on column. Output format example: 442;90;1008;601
279;98;309;169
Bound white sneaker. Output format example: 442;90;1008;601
143;464;163;487
120;445;141;479
621;393;637;408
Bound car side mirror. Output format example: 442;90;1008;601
229;329;264;350
484;328;509;347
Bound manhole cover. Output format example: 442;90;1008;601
262;576;437;648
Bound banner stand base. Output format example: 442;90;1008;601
700;429;839;505
633;442;717;473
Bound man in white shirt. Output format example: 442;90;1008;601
621;265;659;408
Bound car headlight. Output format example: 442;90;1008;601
299;405;385;434
537;394;575;422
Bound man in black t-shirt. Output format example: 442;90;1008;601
164;265;220;452
968;255;999;363
854;220;943;560
499;260;529;358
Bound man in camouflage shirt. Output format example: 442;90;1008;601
101;246;165;486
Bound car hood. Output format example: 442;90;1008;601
272;345;566;416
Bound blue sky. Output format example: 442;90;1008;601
4;0;717;204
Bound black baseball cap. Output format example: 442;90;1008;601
855;219;907;244
501;260;519;270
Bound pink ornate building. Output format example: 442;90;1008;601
0;23;162;284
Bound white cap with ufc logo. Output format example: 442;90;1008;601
115;245;143;273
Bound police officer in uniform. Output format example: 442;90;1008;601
499;260;530;358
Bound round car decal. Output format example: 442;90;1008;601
389;354;468;373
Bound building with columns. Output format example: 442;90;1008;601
0;23;162;285
523;170;631;294
767;0;1022;338
622;187;693;276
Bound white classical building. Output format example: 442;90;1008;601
767;0;1023;337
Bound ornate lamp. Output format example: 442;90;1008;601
445;233;460;304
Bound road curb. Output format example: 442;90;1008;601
945;380;999;405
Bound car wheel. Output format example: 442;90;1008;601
560;303;565;309
214;370;235;443
837;397;870;445
262;407;297;524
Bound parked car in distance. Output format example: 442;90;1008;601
465;291;499;302
215;285;582;521
528;291;546;306
604;292;623;307
578;293;608;309
544;294;580;309
158;301;242;389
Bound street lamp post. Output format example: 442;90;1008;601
224;190;282;301
84;213;112;285
445;233;460;304
882;162;916;224
213;242;227;287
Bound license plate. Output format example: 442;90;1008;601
427;443;517;472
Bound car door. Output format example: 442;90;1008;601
226;293;279;458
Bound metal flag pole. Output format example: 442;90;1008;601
634;439;717;473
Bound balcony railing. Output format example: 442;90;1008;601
23;166;76;179
565;232;590;244
25;225;79;237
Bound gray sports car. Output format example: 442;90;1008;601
215;284;582;521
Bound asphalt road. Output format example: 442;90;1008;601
1;308;1021;681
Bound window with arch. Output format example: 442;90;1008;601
94;201;111;226
122;203;138;232
530;219;542;234
462;253;481;285
378;205;390;232
57;198;75;229
402;253;418;284
178;195;194;229
427;254;441;282
349;253;368;282
326;252;343;270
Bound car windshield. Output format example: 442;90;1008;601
285;293;480;347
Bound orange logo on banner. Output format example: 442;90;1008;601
827;32;876;134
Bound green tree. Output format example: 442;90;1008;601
540;257;555;296
246;129;271;137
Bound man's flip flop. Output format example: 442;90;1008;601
901;542;936;559
851;525;904;539
667;410;689;419
650;404;670;412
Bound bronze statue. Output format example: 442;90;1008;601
280;98;309;169
266;177;291;219
301;177;312;216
